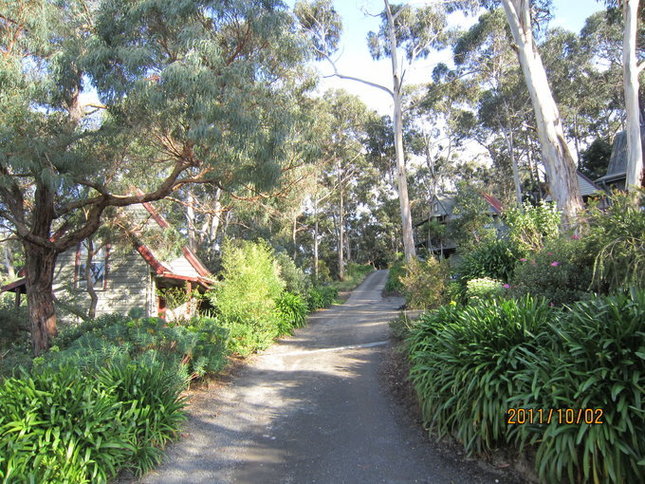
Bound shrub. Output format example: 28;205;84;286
209;240;285;325
510;237;593;306
457;238;520;283
50;315;229;380
306;286;338;310
275;251;310;295
384;260;405;294
388;312;418;340
346;263;373;281
0;296;29;350
408;291;645;483
465;277;504;302
504;200;561;252
400;257;449;310
584;190;645;293
408;297;553;455
275;292;308;334
206;240;285;355
510;290;645;484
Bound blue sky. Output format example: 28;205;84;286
300;0;606;113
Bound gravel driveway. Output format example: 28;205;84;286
134;270;509;484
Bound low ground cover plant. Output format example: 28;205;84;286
408;291;645;483
0;354;186;482
408;296;553;454
306;285;338;310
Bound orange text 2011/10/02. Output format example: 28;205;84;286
506;408;605;425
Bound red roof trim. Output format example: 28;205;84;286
135;244;167;275
481;193;504;213
137;193;211;277
182;247;211;277
157;273;214;289
141;201;171;229
1;278;26;293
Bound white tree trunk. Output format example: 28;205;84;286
338;166;345;281
504;130;523;206
623;0;643;190
385;0;416;261
208;188;222;250
501;0;583;221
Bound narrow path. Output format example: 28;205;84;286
138;271;505;484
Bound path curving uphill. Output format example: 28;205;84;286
137;270;508;484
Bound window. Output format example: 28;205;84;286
76;242;108;290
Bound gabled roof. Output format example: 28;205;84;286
428;192;503;218
119;201;213;288
577;172;604;197
544;172;603;201
595;128;645;185
1;200;213;294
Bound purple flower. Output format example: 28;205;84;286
519;258;528;262
571;234;580;240
550;261;560;266
503;284;511;289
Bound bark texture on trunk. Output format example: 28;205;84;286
385;0;416;262
24;244;58;356
501;0;583;221
85;239;98;320
623;0;644;189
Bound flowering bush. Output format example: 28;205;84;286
509;238;593;306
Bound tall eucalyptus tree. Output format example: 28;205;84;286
296;0;453;261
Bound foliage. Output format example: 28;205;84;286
50;315;229;380
306;286;338;310
1;0;313;354
580;137;612;180
156;287;201;311
384;260;406;294
275;252;310;296
275;292;308;334
510;291;645;484
408;291;645;483
465;277;504;302
207;240;285;355
333;263;374;293
388;312;418;340
408;297;554;455
447;182;498;250
0;296;29;350
400;257;449;310
456;238;520;283
510;237;593;306
210;240;284;324
504;201;561;252
0;355;186;482
584;190;645;293
510;238;591;305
